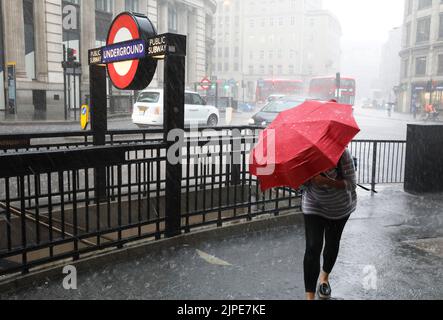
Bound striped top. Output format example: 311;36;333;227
302;149;357;220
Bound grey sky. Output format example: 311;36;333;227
323;0;405;43
322;0;405;99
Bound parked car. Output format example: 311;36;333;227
249;96;311;127
132;89;220;128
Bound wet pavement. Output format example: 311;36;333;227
0;185;442;300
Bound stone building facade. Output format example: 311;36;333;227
399;0;443;113
0;0;217;120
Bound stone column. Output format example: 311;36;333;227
3;0;27;79
114;0;125;15
139;0;148;15
34;0;49;82
80;0;97;87
187;7;197;86
177;4;189;84
157;1;168;34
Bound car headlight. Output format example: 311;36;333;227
249;118;255;125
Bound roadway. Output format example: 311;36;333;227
0;106;426;141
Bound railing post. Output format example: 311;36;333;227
164;52;186;238
371;141;378;195
90;64;108;202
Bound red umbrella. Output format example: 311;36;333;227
250;100;360;191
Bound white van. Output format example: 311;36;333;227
132;89;220;127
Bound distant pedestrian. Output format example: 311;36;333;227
301;148;357;300
386;103;393;118
412;102;419;120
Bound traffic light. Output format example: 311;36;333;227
67;48;77;63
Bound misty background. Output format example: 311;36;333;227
324;0;405;102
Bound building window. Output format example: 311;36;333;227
234;47;239;58
416;17;431;43
23;0;36;80
234;63;239;72
224;63;229;72
289;65;295;75
95;0;113;12
418;0;432;10
249;65;254;75
125;0;139;12
260;65;265;74
439;14;443;39
168;6;177;33
277;65;282;75
225;47;230;58
96;1;113;45
415;57;427;76
438;55;443;75
260;50;264;59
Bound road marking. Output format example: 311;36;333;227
196;249;232;266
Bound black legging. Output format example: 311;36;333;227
303;214;350;293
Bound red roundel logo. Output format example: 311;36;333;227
107;13;141;90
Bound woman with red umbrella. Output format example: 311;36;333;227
250;100;360;300
302;149;357;300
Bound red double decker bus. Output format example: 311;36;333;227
256;79;304;103
309;76;356;105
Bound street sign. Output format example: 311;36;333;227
80;104;90;130
104;12;157;90
102;39;146;64
88;18;186;91
200;77;211;90
89;48;102;65
146;33;187;58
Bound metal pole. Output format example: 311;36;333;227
336;72;341;101
371;142;378;196
164;54;185;238
90;64;108;201
215;82;219;109
63;45;68;120
73;69;77;121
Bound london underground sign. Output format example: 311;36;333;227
89;12;186;91
88;12;157;90
88;11;187;238
200;77;211;90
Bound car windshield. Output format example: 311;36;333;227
261;99;305;113
137;92;160;103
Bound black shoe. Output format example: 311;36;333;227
318;282;332;300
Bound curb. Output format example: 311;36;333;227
0;114;131;126
355;111;420;123
0;212;303;294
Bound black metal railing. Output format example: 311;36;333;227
0;127;300;277
0;127;407;277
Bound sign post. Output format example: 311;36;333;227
200;77;211;91
6;62;17;115
88;12;187;237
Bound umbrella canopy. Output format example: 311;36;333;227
250;100;360;191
